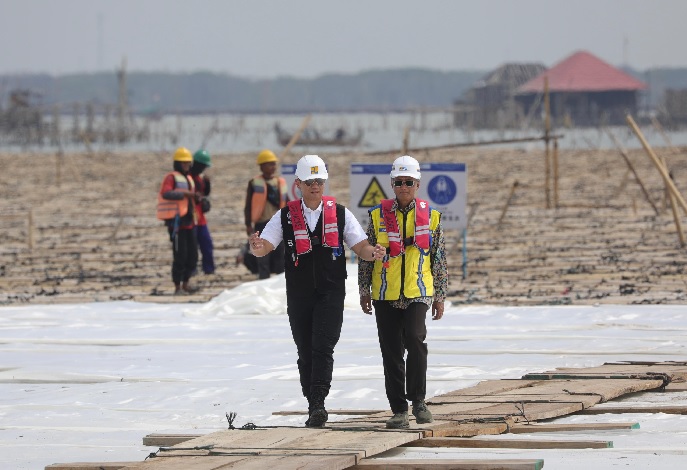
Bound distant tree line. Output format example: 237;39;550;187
1;67;686;114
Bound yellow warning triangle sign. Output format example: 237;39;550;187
358;177;388;208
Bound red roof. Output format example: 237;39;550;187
517;51;647;94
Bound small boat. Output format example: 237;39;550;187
275;123;363;147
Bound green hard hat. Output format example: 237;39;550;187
193;149;212;167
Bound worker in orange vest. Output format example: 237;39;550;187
243;149;288;279
157;147;200;295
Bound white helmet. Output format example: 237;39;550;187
295;154;329;181
390;155;421;180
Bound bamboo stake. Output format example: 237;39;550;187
605;128;659;215
28;208;34;251
627;115;687;247
497;180;519;228
544;76;551;209
364;133;564;156
278;114;311;161
650;116;675;213
626;114;687;215
56;150;62;188
553;136;559;208
668;188;686;247
402;126;410;154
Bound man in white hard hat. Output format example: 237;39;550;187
358;155;448;429
249;154;386;428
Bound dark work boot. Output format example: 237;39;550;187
412;400;433;424
386;411;409;429
306;390;328;428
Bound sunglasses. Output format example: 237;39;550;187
393;180;416;187
302;178;326;187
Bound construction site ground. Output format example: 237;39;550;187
1;145;686;306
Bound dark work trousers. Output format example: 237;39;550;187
255;221;285;279
172;228;198;284
373;301;429;413
196;224;215;274
287;285;345;403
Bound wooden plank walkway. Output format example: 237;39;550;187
46;361;687;470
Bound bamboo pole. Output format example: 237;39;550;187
627;115;687;247
279;114;311;161
363;133;564;156
28;208;34;251
669;188;686;247
649;116;675;212
553;136;559;208
402;126;410;154
497;180;519;228
626;114;687;215
543;76;551;209
605;128;659;215
56;150;62;188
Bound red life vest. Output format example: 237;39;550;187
287;196;339;263
381;198;430;257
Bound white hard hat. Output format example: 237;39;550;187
295;154;329;181
390;155;421;180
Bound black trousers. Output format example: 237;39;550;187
287;285;345;403
255;221;285;279
373;301;429;413
172;228;198;284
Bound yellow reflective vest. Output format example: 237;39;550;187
369;203;441;300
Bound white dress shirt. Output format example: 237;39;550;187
260;199;367;250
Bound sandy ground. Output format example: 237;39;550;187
1;144;686;305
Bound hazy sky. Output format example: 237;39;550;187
2;0;685;78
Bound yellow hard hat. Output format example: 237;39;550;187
173;147;193;162
256;149;278;165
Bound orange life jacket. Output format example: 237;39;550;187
250;175;288;223
156;172;195;220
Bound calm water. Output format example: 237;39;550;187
2;111;686;154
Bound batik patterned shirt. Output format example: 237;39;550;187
358;198;448;309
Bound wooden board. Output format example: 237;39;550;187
401;436;612;449
430;380;542;400
122;455;356;470
523;362;687;383
273;409;383;416
350;459;545;470
578;405;687;415
133;427;424;466
490;378;664;403
142;434;203;446
45;464;137;470
509;422;640;433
